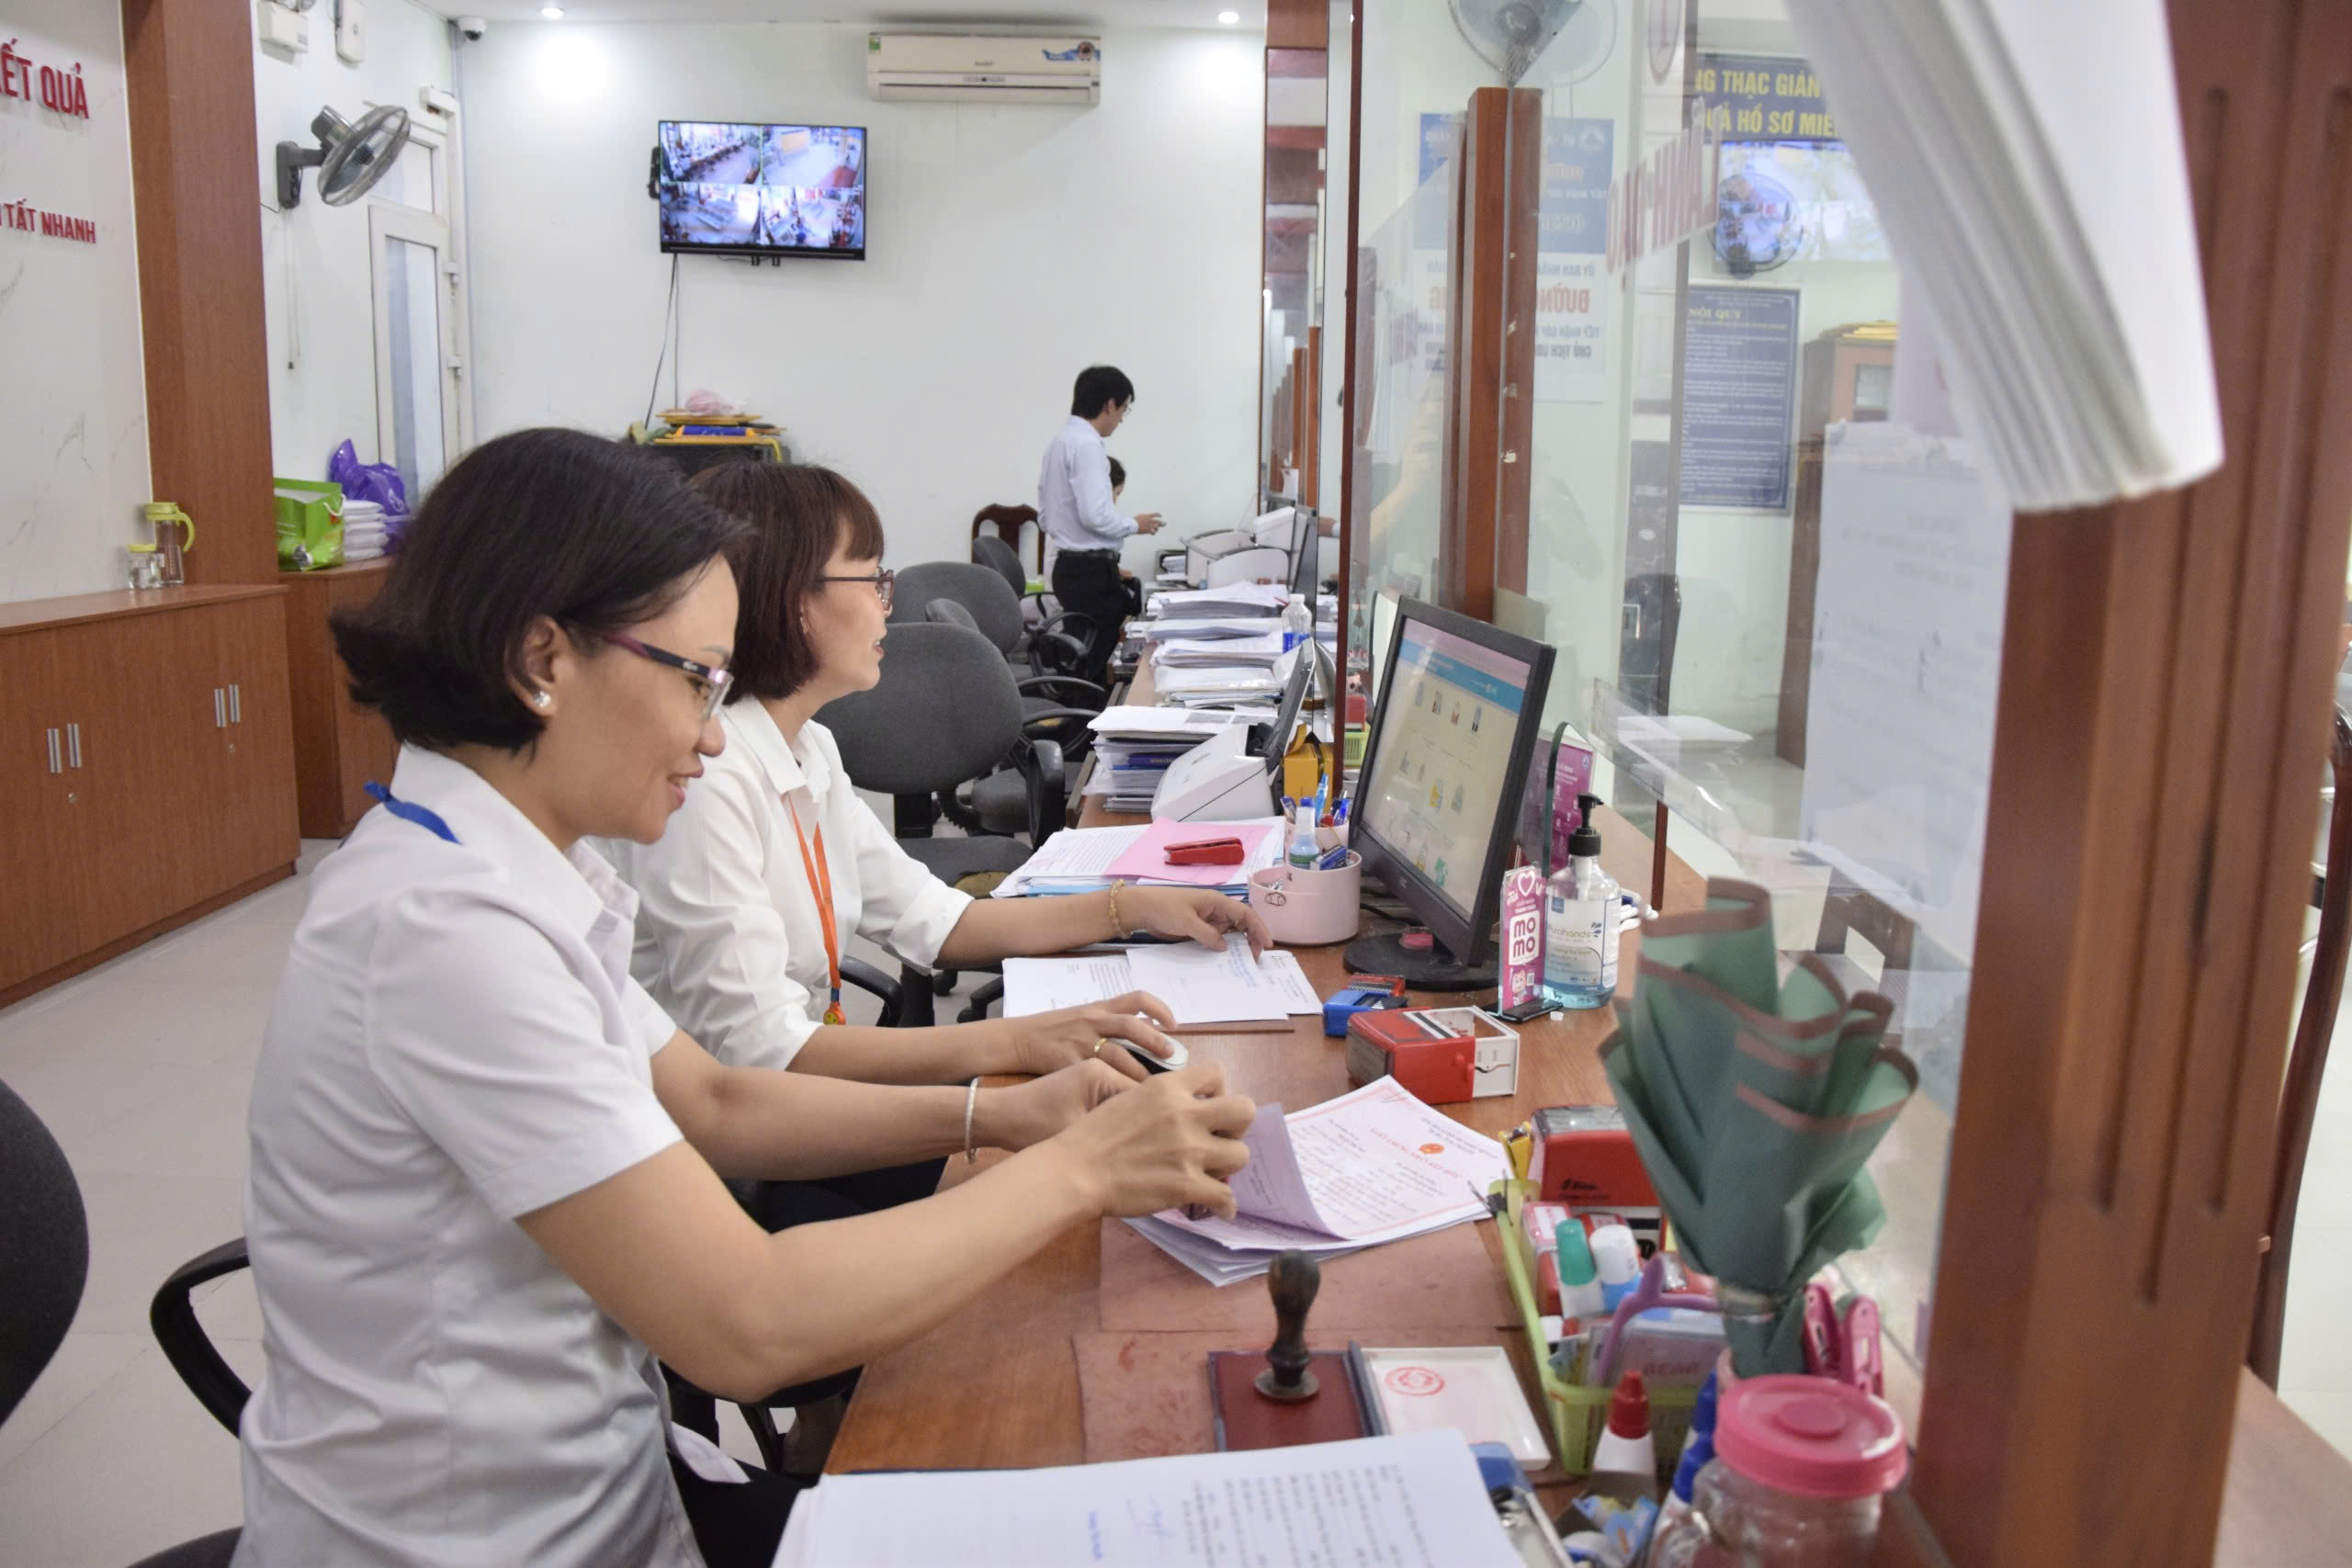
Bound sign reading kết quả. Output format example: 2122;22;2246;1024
0;32;100;244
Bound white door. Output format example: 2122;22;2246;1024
369;204;463;503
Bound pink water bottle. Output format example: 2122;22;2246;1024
1644;1375;1906;1568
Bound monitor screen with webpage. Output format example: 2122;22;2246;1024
657;121;865;259
1345;600;1554;987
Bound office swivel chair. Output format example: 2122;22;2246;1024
818;619;1068;1025
0;1078;242;1567
924;597;1096;786
894;558;1104;704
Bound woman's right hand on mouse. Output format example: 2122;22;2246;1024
1001;991;1181;1081
1040;1064;1256;1220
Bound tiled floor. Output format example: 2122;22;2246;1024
1;844;2348;1564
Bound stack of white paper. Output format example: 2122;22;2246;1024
1153;665;1286;705
1001;932;1315;1023
1139;615;1288;642
1781;0;2222;509
1153;630;1286;669
987;827;1283;900
1086;705;1262;740
772;1429;1521;1568
1127;1077;1508;1285
1148;582;1290;618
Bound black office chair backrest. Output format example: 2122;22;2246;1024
819;621;1023;795
889;560;1025;655
0;1078;88;1426
971;534;1028;598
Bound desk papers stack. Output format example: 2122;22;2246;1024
772;1430;1521;1568
1081;706;1271;811
1148;582;1290;618
1127;1078;1509;1285
1001;933;1317;1027
988;822;1283;900
1152;629;1286;669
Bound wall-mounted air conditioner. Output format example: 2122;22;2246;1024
865;34;1102;106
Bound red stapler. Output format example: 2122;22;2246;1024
1164;836;1246;865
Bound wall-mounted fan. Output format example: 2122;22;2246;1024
276;105;410;209
1448;0;1584;85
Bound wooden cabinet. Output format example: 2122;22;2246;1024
279;561;398;839
0;587;299;1003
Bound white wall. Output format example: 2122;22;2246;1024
459;23;1265;574
251;0;457;482
0;2;151;604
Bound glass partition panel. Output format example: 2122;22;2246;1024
1348;0;2006;1423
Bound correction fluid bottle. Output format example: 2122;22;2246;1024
1542;792;1621;1010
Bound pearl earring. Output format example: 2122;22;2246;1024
532;691;550;709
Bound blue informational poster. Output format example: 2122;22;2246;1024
1679;286;1801;509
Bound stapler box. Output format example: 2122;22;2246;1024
1345;1007;1520;1104
1529;1104;1659;1213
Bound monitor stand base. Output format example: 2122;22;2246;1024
1343;930;1497;992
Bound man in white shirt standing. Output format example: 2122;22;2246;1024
1039;365;1161;688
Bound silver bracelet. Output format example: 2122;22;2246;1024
963;1076;981;1164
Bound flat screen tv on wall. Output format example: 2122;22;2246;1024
656;121;866;260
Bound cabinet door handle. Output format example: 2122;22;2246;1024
45;728;61;774
229;683;242;724
65;722;81;769
214;688;227;728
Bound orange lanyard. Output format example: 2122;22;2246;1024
786;798;845;1025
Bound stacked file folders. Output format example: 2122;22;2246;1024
1148;581;1289;619
1080;705;1267;810
1139;615;1286;642
341;501;387;563
1152;629;1284;668
1127;1077;1509;1285
1154;666;1286;706
988;821;1281;900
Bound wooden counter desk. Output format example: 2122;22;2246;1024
831;658;1690;1481
827;655;2352;1567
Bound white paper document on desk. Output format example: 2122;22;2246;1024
771;1428;1520;1568
1001;937;1319;1025
1126;1077;1508;1284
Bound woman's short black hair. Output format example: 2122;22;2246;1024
1107;457;1126;490
333;428;745;750
1070;365;1136;419
694;462;887;703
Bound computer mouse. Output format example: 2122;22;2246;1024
1121;1036;1190;1074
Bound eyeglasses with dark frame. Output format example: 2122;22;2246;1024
597;631;735;720
820;569;895;614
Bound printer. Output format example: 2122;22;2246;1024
1147;645;1316;821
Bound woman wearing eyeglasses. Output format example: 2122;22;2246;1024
605;462;1267;1111
232;431;1254;1568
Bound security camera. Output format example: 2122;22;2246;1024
456;16;487;40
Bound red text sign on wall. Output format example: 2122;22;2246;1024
0;37;93;118
2;200;95;243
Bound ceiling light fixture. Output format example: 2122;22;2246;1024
1218;9;1239;21
540;5;564;17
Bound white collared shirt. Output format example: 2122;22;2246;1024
601;703;973;1073
1036;413;1136;553
235;745;698;1568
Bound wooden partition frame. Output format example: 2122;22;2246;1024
1438;86;1542;623
1881;1;2352;1561
121;0;276;586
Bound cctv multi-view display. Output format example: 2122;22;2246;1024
657;121;866;260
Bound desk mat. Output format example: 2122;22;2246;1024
1096;1216;1516;1332
1073;1326;1511;1464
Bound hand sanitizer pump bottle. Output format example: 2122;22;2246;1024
1542;793;1621;1010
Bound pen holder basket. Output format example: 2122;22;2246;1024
1493;1179;1697;1478
1249;854;1362;946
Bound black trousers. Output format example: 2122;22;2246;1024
665;1157;949;1438
671;1449;797;1568
1051;550;1129;689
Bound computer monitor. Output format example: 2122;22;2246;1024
1344;599;1555;989
1286;506;1321;600
1256;643;1316;769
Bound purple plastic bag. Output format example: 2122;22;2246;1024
328;440;411;517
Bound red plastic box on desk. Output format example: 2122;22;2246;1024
1344;1007;1521;1104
